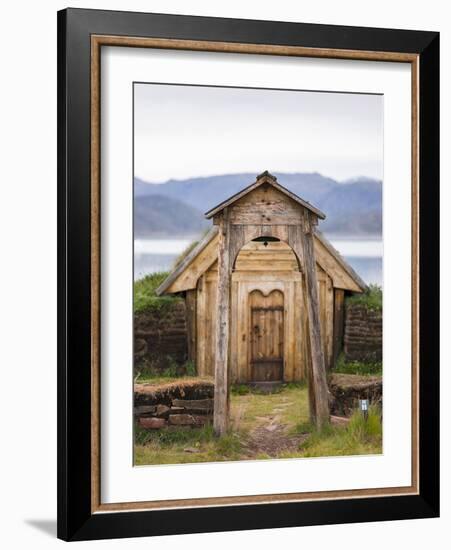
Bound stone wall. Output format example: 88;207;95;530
343;304;382;362
134;301;188;370
329;373;382;416
135;379;215;429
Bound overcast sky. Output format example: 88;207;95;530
134;83;383;183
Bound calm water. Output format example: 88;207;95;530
134;236;382;286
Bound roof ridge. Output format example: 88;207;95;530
255;170;277;181
204;172;326;220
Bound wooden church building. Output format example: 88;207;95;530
157;172;366;385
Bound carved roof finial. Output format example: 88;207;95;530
256;170;277;182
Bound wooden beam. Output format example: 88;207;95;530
185;289;197;364
213;209;231;436
302;225;330;427
332;289;345;368
288;220;329;427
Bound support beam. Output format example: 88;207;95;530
333;289;345;367
301;227;330;428
213;209;231;436
185;289;197;363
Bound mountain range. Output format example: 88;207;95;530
134;172;382;238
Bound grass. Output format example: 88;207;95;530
346;284;382;311
134;360;198;384
231;383;310;434
135;384;382;465
134;271;180;313
334;353;382;376
134;235;209;313
132;235;209;312
296;406;382;458
134;423;243;465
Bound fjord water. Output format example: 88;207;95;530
134;235;382;286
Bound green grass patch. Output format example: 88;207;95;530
298;406;382;458
134;271;180;313
334;353;382;376
346;284;382;311
134;424;244;465
231;384;252;396
135;360;198;384
230;383;310;435
136;422;215;447
230;381;306;396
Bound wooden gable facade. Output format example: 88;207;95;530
157;172;366;386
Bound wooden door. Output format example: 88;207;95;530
249;289;284;382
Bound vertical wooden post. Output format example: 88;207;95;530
185;289;197;364
302;308;317;425
302;226;330;428
213;209;231;436
333;289;345;367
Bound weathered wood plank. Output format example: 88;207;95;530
288;281;297;380
325;275;334;369
297;276;306;381
235;259;299;271
206;279;217;378
229;224;246;267
302;225;330;427
230;272;302;282
158;227;218;294
230;279;239;383
289;223;330;427
242;224;289;244
333;289;345;367
185;289;197;363
237;281;249;383
240;241;293;251
213;209;231;436
196;275;207;377
249;289;284;382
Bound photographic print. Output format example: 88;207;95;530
133;83;383;466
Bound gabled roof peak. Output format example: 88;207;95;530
256;170;277;181
204;171;326;220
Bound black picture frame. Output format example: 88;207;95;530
57;8;439;541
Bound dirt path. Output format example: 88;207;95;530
240;413;308;458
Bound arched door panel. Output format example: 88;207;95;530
249;289;284;382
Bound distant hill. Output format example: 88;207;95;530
134;173;382;237
134;194;209;238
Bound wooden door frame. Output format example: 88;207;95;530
213;214;330;435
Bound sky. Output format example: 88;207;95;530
134;83;383;183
